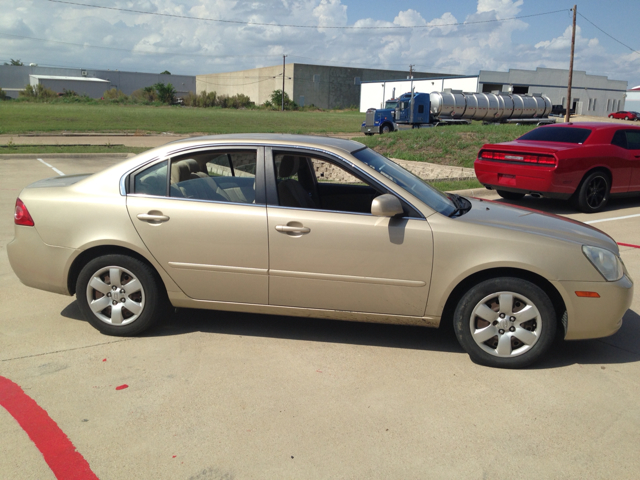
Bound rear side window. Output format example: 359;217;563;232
518;127;592;144
133;161;168;196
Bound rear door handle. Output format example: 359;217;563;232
275;225;310;234
137;213;170;223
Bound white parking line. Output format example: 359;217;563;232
585;213;640;225
36;158;65;176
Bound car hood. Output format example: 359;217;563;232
457;197;618;253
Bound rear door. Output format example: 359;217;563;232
126;147;269;304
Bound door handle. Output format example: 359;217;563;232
275;225;310;234
137;213;170;223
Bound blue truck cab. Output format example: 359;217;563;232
361;92;432;135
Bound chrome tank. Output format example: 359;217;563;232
430;92;552;120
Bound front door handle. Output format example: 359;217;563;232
137;212;170;224
275;225;310;234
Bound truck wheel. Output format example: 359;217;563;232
381;124;392;134
497;190;525;200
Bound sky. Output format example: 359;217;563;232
2;0;639;89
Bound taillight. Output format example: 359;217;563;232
14;199;35;226
480;150;557;166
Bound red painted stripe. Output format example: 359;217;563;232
0;376;99;480
618;242;640;249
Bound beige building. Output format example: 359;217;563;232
196;63;454;109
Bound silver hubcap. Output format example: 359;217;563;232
86;266;145;326
469;291;542;358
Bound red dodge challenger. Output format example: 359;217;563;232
474;122;640;212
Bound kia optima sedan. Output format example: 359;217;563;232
8;135;634;368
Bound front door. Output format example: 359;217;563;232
266;149;433;317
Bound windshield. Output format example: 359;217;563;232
385;101;398;109
351;147;456;216
518;126;592;144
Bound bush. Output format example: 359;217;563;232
103;88;129;102
19;84;58;100
0;88;8;100
153;82;176;104
131;87;157;103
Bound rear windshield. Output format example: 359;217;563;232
518;126;592;144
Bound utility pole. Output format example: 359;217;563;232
565;5;577;123
409;64;414;94
282;54;288;111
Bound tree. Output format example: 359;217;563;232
4;59;24;66
267;89;296;110
160;70;171;75
153;82;176;104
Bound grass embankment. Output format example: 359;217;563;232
358;123;537;168
0;103;362;135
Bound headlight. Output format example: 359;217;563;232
582;245;624;282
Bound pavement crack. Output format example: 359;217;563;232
1;339;134;362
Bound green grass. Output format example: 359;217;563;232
0;145;149;154
428;178;483;192
356;123;538;168
0;102;362;135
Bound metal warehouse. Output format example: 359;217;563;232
0;65;195;99
361;67;628;117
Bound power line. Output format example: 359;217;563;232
577;12;640;56
0;32;283;59
47;1;568;30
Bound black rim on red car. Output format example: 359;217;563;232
586;176;607;209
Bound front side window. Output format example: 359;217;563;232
273;152;384;214
170;150;257;204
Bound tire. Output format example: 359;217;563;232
572;171;610;213
76;254;167;336
364;132;374;136
625;116;629;121
497;190;525;200
453;277;557;369
381;124;392;134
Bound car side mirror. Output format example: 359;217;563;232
371;194;404;217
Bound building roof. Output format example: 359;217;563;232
29;75;110;83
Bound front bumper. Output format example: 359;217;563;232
7;225;75;296
361;125;381;134
558;275;634;340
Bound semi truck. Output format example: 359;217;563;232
361;90;554;135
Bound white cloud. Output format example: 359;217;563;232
0;0;637;88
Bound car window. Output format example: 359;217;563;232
352;147;456;216
273;152;386;214
169;150;257;204
518;126;592;144
133;161;168;196
627;131;640;150
611;130;627;148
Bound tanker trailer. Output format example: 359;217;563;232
361;90;554;135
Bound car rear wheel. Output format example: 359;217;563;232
497;190;525;200
625;116;629;121
76;254;166;336
573;171;610;213
453;277;556;368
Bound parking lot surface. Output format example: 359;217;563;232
1;154;640;479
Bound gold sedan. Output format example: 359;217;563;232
8;135;634;368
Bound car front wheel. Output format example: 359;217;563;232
453;277;557;368
76;254;166;336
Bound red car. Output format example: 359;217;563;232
475;122;640;212
609;111;639;121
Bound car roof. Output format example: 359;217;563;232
541;122;640;131
166;133;366;154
